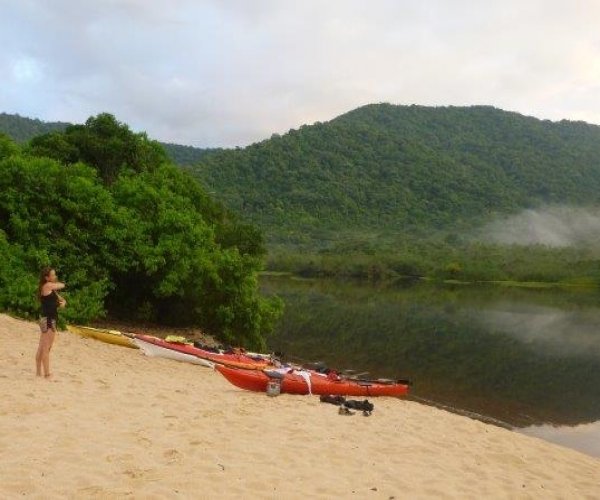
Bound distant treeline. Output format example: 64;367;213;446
0;112;70;142
161;142;221;166
0;112;218;167
0;115;281;349
266;239;600;285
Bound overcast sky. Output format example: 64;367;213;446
1;0;599;147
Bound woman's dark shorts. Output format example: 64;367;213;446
39;317;57;333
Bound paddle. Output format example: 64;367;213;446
354;378;412;386
342;369;370;378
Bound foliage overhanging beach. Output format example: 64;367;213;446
0;116;281;349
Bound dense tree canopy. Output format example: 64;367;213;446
26;113;168;183
5;105;600;285
0;115;280;349
0;112;69;142
190;104;600;245
161;142;220;166
0;112;216;167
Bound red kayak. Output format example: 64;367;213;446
216;365;410;397
133;334;273;370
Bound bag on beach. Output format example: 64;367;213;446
344;399;374;414
319;395;346;406
319;395;374;416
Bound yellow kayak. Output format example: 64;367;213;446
67;325;138;349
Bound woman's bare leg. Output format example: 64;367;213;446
35;334;44;376
48;328;57;352
42;329;56;378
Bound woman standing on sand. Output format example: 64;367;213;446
36;267;66;378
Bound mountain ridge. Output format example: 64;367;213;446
189;103;600;245
4;105;600;249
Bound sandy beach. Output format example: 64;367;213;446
1;313;599;499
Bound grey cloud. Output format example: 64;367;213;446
1;1;600;146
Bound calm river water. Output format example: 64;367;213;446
261;276;600;458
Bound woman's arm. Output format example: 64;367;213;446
47;282;65;291
41;282;66;297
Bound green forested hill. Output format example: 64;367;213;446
190;104;600;245
0;112;216;166
161;142;221;165
0;112;70;141
5;106;600;282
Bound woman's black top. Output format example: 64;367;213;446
41;291;58;321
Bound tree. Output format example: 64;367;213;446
1;115;282;347
26;113;167;184
0;133;19;161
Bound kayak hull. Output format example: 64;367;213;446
133;336;214;367
216;365;410;397
67;325;137;349
133;334;272;370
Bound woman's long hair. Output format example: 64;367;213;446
38;267;53;300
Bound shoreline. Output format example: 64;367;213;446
261;271;599;291
2;313;599;498
89;318;220;347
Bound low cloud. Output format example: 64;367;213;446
483;206;600;247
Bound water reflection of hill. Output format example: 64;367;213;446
262;277;600;428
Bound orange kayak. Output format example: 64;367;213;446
216;365;410;397
133;334;273;370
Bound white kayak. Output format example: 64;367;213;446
133;336;214;368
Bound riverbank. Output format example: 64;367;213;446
1;313;599;498
260;270;598;291
265;241;600;286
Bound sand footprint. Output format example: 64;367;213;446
163;448;183;465
95;379;110;390
136;436;153;448
122;467;160;480
106;453;135;464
